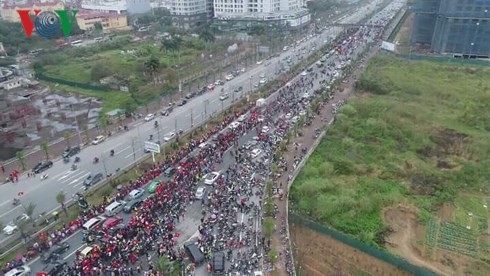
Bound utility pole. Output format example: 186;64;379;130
100;154;108;176
131;137;137;161
174;118;177;133
204;99;209;119
190;108;194;127
156;118;161;141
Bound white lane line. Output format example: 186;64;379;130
125;149;141;159
0;205;22;219
68;172;90;186
103;143;122;153
60;171;86;183
64;244;86;260
52;171;68;180
58;170;76;181
118;145;131;153
210;98;219;103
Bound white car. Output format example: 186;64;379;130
164;132;176;142
5;265;31;276
219;93;229;101
300;71;308;76
204;172;220;185
195;187;206;199
259;78;267;84
144;113;155;122
225;74;234;81
256;60;263;65
3;214;30;235
250;148;262;159
261;126;270;133
229;121;240;129
92;135;105;145
128;188;144;200
237;115;246;122
207;83;215;90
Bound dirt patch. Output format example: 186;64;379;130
290;224;411;276
383;205;451;275
438;203;455;222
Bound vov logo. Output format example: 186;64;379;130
17;9;78;38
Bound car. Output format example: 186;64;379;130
237;115;246;122
164;166;175;177
102;216;123;230
257;115;265;122
234;86;243;93
300;71;308;76
259;78;267;84
123;199;143;213
40;242;70;263
256;60;263;65
219;93;229;101
214;80;225;85
211;251;225;274
207;83;215;90
3;214;30;235
92;135;105;145
229;121;240;129
5;265;31;276
32;160;53;174
177;99;187;106
185;91;196;99
204;172;220;185
128;188;144;200
261;126;270;133
161;106;173;116
250;148;262;159
62;146;80;158
41;261;68;275
147;180;162;193
195;187;206;200
144;113;155;122
164;132;176;142
83;173;104;187
225;74;234;81
242;140;257;150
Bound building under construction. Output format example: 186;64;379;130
411;0;490;58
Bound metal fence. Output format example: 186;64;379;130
289;213;438;276
36;72;109;92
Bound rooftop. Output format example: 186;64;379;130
1;1;63;9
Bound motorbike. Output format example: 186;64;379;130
63;157;70;164
110;150;115;157
154;121;158;129
40;174;48;181
149;135;153;141
13;198;20;206
93;157;99;164
74;157;80;163
71;164;77;171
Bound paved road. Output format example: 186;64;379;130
0;0;387;248
23;0;406;273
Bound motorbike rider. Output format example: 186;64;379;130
110;150;115;156
93;157;99;163
74;156;80;163
71;164;77;170
149;134;153;140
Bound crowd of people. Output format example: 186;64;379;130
2;4;401;275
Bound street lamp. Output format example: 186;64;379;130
190;108;194;127
131;137;137;161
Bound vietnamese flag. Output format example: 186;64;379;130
36;273;49;276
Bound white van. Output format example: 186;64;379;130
82;217;102;232
104;201;125;217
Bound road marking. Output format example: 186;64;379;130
125;149;141;159
118;145;131;153
103;143;122;153
68;172;90;186
61;171;87;183
58;170;76;180
64;244;86;260
0;204;22;219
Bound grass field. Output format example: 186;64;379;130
289;55;490;254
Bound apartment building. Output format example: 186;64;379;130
169;0;213;28
213;0;310;27
411;0;490;57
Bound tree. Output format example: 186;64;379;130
17;220;29;243
40;140;49;160
56;191;68;216
16;151;26;171
144;56;160;82
198;28;215;50
264;217;276;239
64;131;72;148
155;255;173;274
269;249;278;264
24;202;36;222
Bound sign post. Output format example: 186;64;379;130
144;141;160;163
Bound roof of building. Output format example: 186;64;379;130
77;9;126;20
2;1;63;10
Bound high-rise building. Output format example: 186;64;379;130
169;0;213;28
213;0;310;27
411;0;490;57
